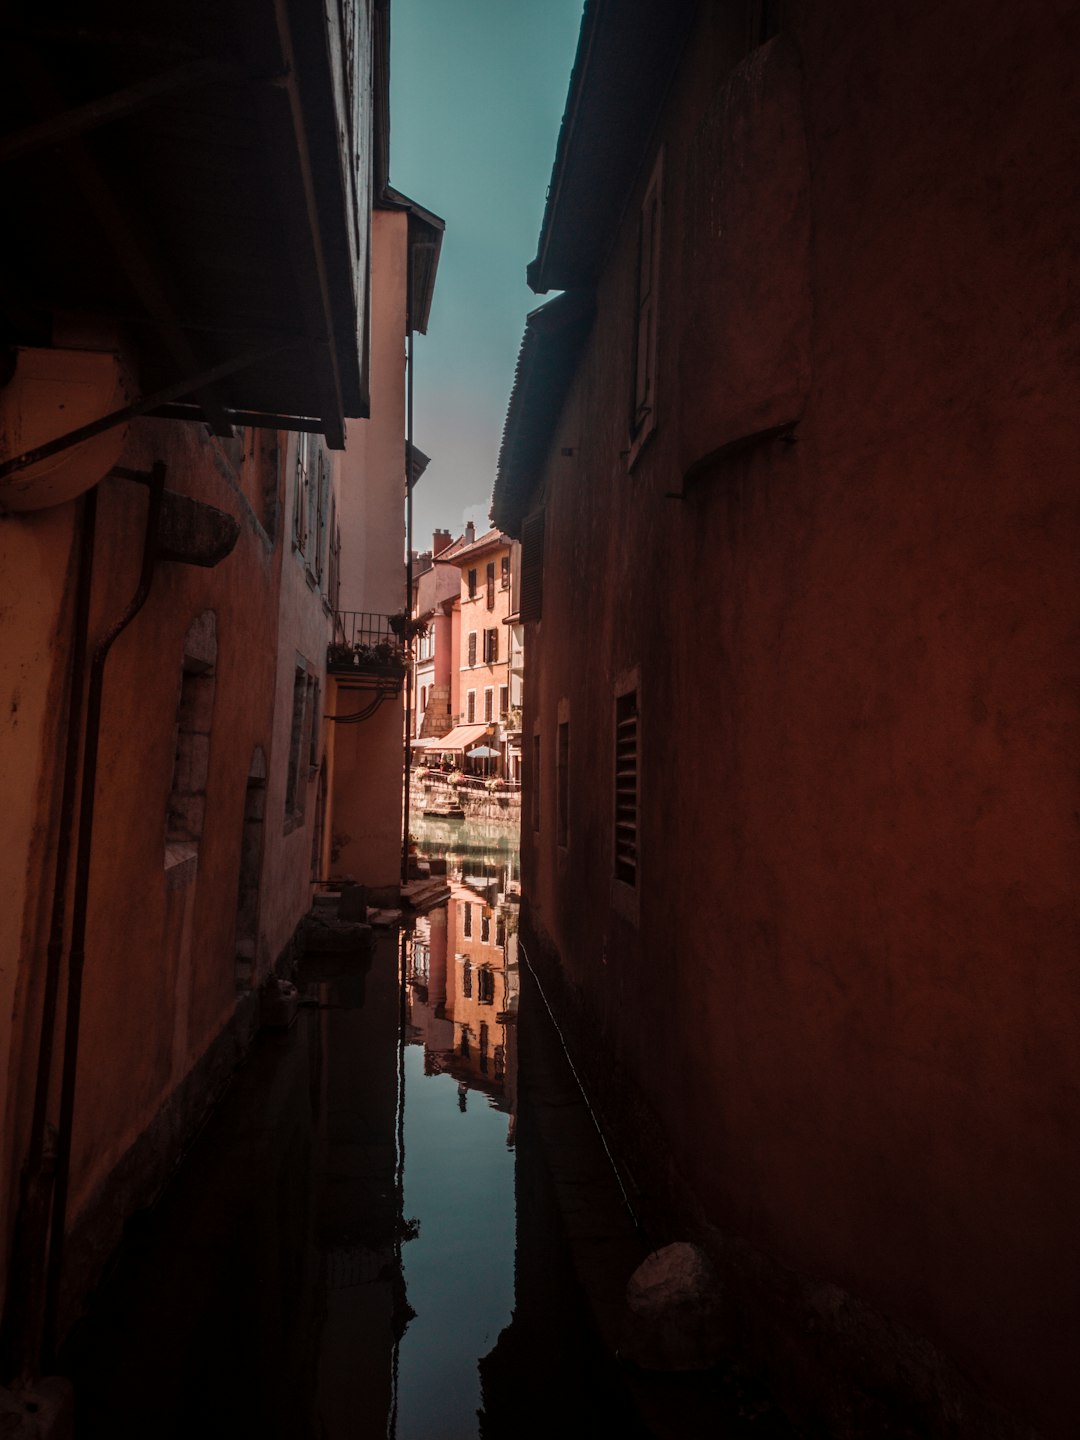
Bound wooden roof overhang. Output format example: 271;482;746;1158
526;0;698;296
0;0;381;454
491;291;595;539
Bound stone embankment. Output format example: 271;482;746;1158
412;771;521;824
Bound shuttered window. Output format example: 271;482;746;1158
520;510;545;623
467;631;477;667
630;153;663;460
614;690;638;886
557;720;569;848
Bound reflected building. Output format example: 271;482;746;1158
405;862;519;1133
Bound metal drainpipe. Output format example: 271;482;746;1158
42;462;166;1366
401;292;415;888
2;489;97;1383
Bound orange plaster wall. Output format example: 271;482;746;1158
327;204;408;887
330;697;404;889
59;420;282;1219
0;502;79;1307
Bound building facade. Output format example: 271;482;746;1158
451;526;514;766
493;3;1080;1436
0;0;438;1377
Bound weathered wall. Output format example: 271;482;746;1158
335;207;407;618
259;427;336;981
331;697;404;889
521;4;1080;1435
327;204;408;890
0;503;78;1313
1;415;291;1336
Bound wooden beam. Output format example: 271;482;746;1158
152;402;326;433
16;45;238;437
0;58;232;165
0;341;298;481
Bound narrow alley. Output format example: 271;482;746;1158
2;1;1078;1437
55;828;793;1438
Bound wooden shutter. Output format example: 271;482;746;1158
520;510;545;623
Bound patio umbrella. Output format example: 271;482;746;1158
466;745;499;758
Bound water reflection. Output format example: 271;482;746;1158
60;820;645;1440
394;826;520;1438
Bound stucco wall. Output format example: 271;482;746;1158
335;207;407;618
259;427;336;980
521;4;1080;1434
0;502;79;1310
331;696;404;889
0;415;290;1324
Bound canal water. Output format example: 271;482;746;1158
59;821;650;1438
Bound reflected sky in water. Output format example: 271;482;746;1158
397;819;520;1437
395;1052;516;1439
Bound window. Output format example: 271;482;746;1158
293;435;310;552
467;631;477;667
614;689;638;885
478;967;495;1005
286;659;317;826
482;628;498;664
286;667;307;820
630;153;663;462
462;903;472;939
462;957;472;997
500;555;510;589
531;730;541;832
293;432;332;570
166;612;217;857
486;561;495;609
467;568;478;599
467;690;476;724
481;912;490;944
308;679;320;768
520;511;545;623
495;915;505;948
327;498;341;608
484;688;493;723
314;447;328;579
557;718;569;848
499;686;508;719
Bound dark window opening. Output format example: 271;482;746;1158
557;720;569;848
478;967;495;1005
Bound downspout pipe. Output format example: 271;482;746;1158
2;490;97;1383
401;290;415;888
42;462;167;1366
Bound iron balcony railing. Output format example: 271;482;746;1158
327;611;408;683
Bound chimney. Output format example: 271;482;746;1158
464;521;475;544
433;528;451;556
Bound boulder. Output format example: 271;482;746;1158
622;1241;727;1371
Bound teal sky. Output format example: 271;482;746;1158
389;0;583;545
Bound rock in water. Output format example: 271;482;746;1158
622;1242;726;1371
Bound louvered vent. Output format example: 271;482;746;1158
614;690;638;886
